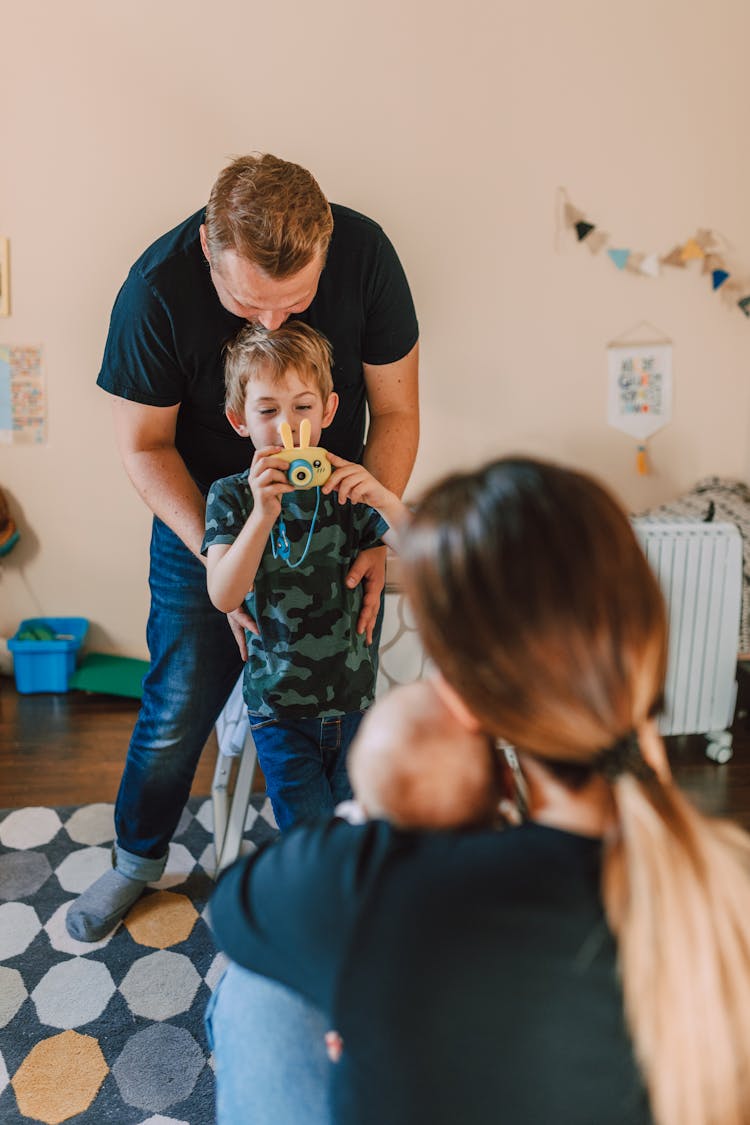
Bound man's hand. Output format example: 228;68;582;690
227;606;258;660
346;546;387;644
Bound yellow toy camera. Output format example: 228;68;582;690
275;420;332;489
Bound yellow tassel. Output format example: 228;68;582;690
636;445;648;475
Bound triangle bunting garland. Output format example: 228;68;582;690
661;246;687;268
680;238;705;262
607;248;630;270
639;253;660;278
561;192;750;318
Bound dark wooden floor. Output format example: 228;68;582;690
1;672;750;829
0;674;220;808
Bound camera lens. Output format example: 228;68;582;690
288;459;313;487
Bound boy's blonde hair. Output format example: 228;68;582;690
204;154;333;278
224;321;334;418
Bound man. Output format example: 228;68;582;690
67;154;419;941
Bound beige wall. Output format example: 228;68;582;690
2;0;750;656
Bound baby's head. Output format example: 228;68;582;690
224;321;338;448
349;680;501;831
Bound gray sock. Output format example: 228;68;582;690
65;869;147;942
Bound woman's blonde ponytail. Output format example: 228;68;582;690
603;763;750;1125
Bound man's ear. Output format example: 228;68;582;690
199;224;210;264
431;673;482;732
321;391;339;430
226;409;248;437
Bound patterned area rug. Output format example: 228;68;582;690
0;797;278;1125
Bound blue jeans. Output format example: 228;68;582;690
206;964;330;1125
250;712;363;831
114;517;244;880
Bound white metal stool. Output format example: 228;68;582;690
211;675;258;875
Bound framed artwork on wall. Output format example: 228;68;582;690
0;238;9;317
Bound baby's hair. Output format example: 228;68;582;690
349;681;501;830
224;321;334;418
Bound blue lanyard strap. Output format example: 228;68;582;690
270;487;321;569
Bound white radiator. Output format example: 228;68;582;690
632;520;742;744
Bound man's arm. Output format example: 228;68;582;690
345;341;419;642
362;341;419;499
111;398;207;558
111;396;256;654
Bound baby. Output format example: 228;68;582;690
340;679;503;830
326;679;504;1063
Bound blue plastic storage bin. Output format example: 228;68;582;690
8;617;89;694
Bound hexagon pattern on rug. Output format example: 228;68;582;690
0;796;278;1124
0;967;27;1028
54;845;111;894
0;902;41;960
64;803;115;846
32;958;116;1029
112;1023;205;1112
0;808;61;850
124;890;199;949
0;851;52;901
120;950;201;1020
11;1030;108;1124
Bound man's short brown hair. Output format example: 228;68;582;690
205;154;333;278
224;321;334;418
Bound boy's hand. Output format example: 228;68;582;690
248;447;294;521
324;453;389;508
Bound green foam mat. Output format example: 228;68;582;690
69;653;148;699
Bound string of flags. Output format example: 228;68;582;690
561;191;750;318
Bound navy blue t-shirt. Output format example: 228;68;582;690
96;205;419;492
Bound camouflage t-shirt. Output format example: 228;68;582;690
202;472;389;719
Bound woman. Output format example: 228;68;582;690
207;457;750;1125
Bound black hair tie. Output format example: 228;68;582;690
595;731;656;783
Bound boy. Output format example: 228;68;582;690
202;321;409;830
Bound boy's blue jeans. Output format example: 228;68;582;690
249;712;363;831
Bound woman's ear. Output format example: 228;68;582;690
322;392;339;430
430;673;482;732
226;409;248;437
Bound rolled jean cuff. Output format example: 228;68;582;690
114;843;168;883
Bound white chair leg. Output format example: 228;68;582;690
215;735;258;875
211;750;234;873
